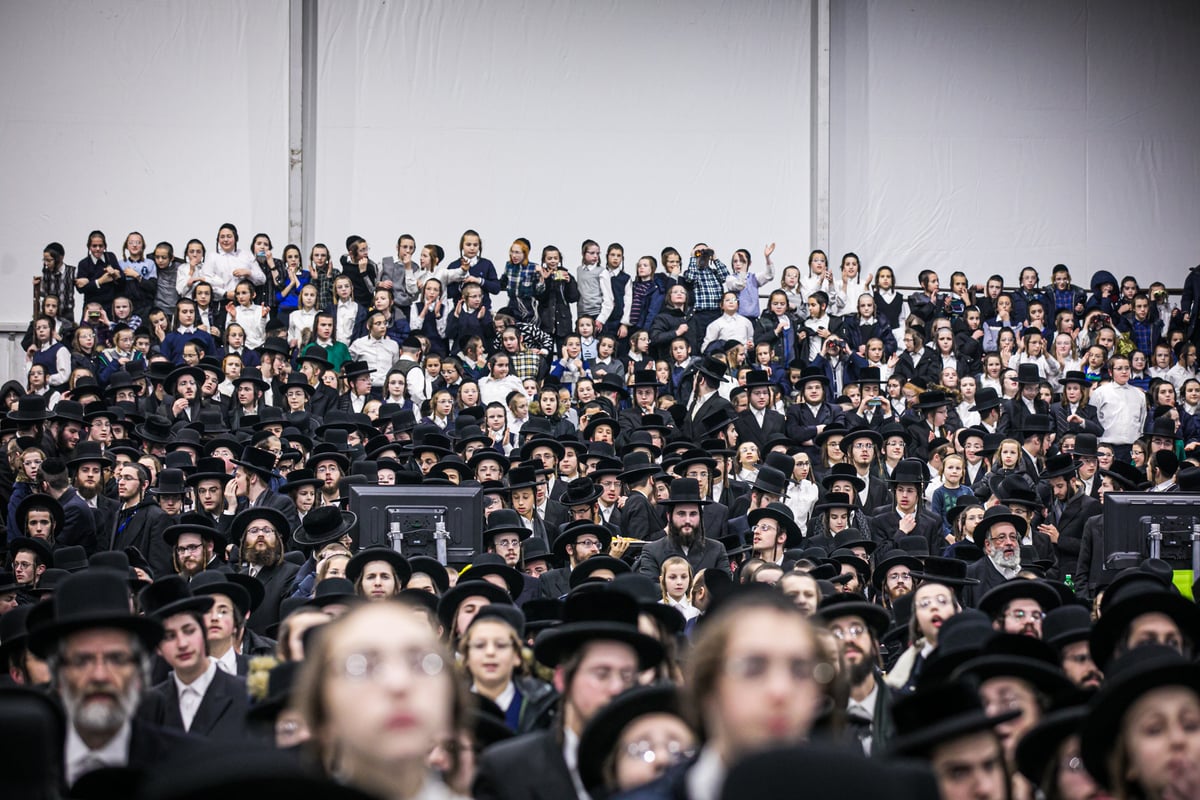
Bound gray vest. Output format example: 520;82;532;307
576;264;603;317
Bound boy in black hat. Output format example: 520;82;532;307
1037;453;1100;569
869;459;942;555
733;371;786;453
36;457;98;554
111;461;173;578
785;367;847;460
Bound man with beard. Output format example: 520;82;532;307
961;505;1027;607
977;580;1061;639
1041;605;1102;689
815;594;895;755
231;445;301;534
110;462;172;578
138;576;248;740
635;478;732;579
28;570;194;786
68;442;118;538
165;514;228;581
37;458;98;554
306;448;348;510
42;400;86;460
871;549;923;611
232;507;299;636
538;520;610;599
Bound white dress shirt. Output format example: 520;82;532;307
349;334;399;387
66;720;132;785
1091;381;1148;445
214;646;239;675
174;659;219;731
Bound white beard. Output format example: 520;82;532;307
62;677;141;736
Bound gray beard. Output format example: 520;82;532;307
62;678;141;736
990;550;1020;571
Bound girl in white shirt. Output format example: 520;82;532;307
330;275;361;344
207;223;263;300
659;556;700;621
800;249;836;306
225;280;267;349
831;252;873;316
289;284;319;351
701;291;754;352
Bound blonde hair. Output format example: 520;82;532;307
659;556;694;602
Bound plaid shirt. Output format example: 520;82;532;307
40;263;76;319
311;267;338;311
683;256;730;311
509;349;545;383
1130;317;1156;355
504;261;539;299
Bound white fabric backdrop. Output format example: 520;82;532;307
312;0;812;283
0;0;289;327
830;0;1200;288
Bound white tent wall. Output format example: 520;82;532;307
829;0;1200;289
0;0;290;381
311;0;813;286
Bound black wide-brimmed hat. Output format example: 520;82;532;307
909;555;980;587
819;463;866;494
568;555;632;589
1089;584;1200;670
887;458;929;486
29;569;164;658
813;593;891;639
232;444;279;476
484;509;533;543
747;502;802;548
229;507;290;546
912;390;952;411
277;468;322;495
292;506;357;549
1040;453;1080;481
407;556;451;594
889;679;1020;758
185;457;234;487
976;579;1062;620
14;493;65;536
436;579;513;634
138;575;214;621
969;387;1004;413
148;468;188;496
533;589;664;670
970;504;1029;548
7;395;51;423
520;537;560;568
1080;646;1200;790
190;571;255;618
162;512;225;549
66;440;114;471
952;633;1074;697
1041;604;1093;651
462;553;528;599
345;546;412;587
551;521;613;560
871;551;924;594
8;536;53;569
657;477;711;508
810;491;855;516
578;685;689;796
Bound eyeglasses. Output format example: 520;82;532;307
851;442;874;450
62;651;138;671
245;526;277;537
887;571;913;583
494;537;521;548
725;655;827;684
584;665;637;688
830;624;867;641
916;594;952;610
575;538;602;549
335;648;445;682
988;533;1021;544
175;543;203;555
1005;609;1044;622
623;740;697;766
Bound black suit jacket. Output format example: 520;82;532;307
619;491;660;542
111;500;172;579
962;556;1009;608
1048;491;1101;568
245;560;301;636
680;394;734;444
733;408;787;453
58;487;99;554
126;718;200;774
785;402;847;456
538;567;571;599
474;729;576;800
869;508;944;556
636;535;732;579
145;668;250;740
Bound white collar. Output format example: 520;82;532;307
214;646;239;674
849;681;879;717
474;680;517;712
686;745;727;800
66;718;132;785
173;657;218;696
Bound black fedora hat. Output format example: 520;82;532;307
134;414;176;444
162;512;226;549
407;556;451;594
810;491;855;516
887;458;929;486
617;452;660;485
748;464;789;497
952;633;1074;697
559;477;604;508
1041;604;1093;651
594;373;630;399
1039;453;1080;481
568;555;632;589
813;593;891;639
345;546;412;587
889;679;1020;757
578;685;689;796
233;444;279;476
138;575;214;621
831;527;876;555
28;569;163;658
185;457;233;487
484;509;533;543
583;414;621;441
148;468;188;496
747;502;802;549
657;477;711;508
520;537;560;568
164;365;206;397
50;546;88;574
1059;370;1091;388
292;506;357;549
819;463;866;494
970;504;1029;548
190;571;254;618
229;506;290;547
1080;646;1200;790
969;387;1004;413
65;440;113;471
436;579;513;634
462;553;526;599
909;555;980;587
1088;585;1200;670
912;390;952;411
233;367;270;393
166;427;205;454
854;366;887;387
551;521;613;560
14;493;65;536
7;395;52;423
1019;413;1054;435
533;588;663;670
1099;460;1145;491
871;551;924;594
976;579;1063;620
9;536;53;569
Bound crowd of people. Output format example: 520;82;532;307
5;225;1200;799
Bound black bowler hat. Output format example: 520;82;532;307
578;685;690;797
345;546;412;587
813;593;891;639
29;570;163;658
190;571;254;618
889;679;1020;757
138;575;214;621
292;506;357;549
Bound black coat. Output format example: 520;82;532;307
58;487;98;555
473;729;576;800
244;560;301;636
111;500;173;579
679;393;734;444
785;402;847;457
1074;514;1114;601
1045;491;1100;569
635;535;731;579
869;508;944;556
733;408;787;453
143;668;250;740
620;491;660;542
1051;404;1104;437
538;567;571;600
961;556;1009;608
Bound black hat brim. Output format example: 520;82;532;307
534;621;664;670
